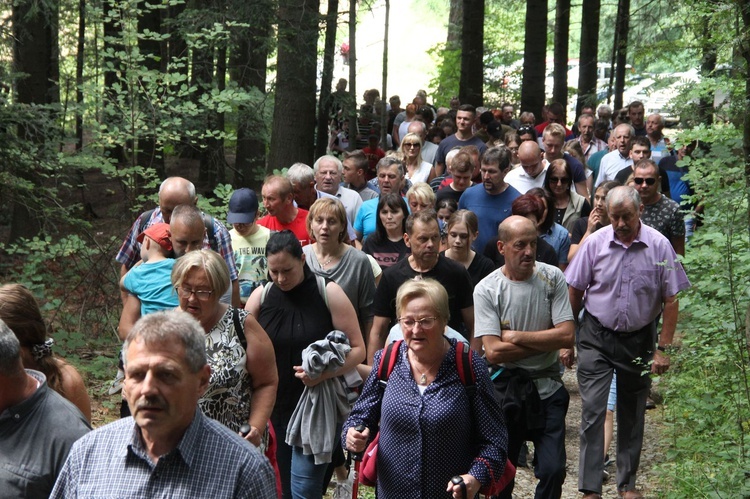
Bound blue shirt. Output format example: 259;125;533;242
51;410;276;499
122;259;179;315
541;223;571;265
458;184;521;253
354;198;379;239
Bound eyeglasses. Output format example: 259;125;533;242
633;177;657;186
397;317;438;329
517;126;534;134
549;176;570;184
176;286;214;300
403;142;421;148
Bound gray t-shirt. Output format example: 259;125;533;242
0;370;90;498
473;263;574;398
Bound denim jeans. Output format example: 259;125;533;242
291;446;329;499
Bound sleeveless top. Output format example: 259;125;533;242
258;266;335;423
199;307;253;433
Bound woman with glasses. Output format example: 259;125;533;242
543;158;592;232
246;230;364;499
172;250;278;452
399;132;436;184
343;279;507;499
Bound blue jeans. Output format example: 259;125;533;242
291;446;328;499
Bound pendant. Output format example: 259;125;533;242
419;373;427;385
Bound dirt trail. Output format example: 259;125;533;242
511;368;662;498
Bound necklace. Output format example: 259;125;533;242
410;340;448;385
316;245;342;269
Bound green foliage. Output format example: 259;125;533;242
655;123;750;497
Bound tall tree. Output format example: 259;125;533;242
521;0;547;122
136;1;165;177
231;0;273;187
698;14;717;126
347;0;357;152
613;0;630;111
11;0;60;241
437;0;463;100
316;0;339;159
459;0;484;107
552;0;570;109
576;0;601;119
269;0;321;168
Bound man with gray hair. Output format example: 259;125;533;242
313;155;363;223
406;120;438;165
595;123;636;187
565;186;690;498
0;319;90;498
51;311;276;498
354;156;406;240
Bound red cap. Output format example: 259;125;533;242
137;223;173;252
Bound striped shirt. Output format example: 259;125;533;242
50;410;276;498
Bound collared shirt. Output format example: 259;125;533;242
577;137;608;162
333;185;363;224
342;182;378;202
1;370;90;499
565;223;690;332
595;150;633;187
504;165;548;194
115;208;238;280
51;410;276;499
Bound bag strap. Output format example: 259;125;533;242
260;276;329;311
376;339;402;389
202;213;218;251
138;208;156;235
455;341;476;397
232;307;247;350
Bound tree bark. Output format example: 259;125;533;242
136;1;165;177
347;0;357;152
613;0;630;111
552;0;571;110
102;0;124;165
381;0;390;147
521;0;547;122
459;0;484;107
698;15;716;126
316;0;339;159
76;0;85;152
447;0;463;51
576;0;600;118
269;0;321;168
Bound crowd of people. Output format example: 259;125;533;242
0;89;698;499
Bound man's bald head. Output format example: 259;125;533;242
517;141;544;177
407;120;427;139
159;177;197;223
498;215;538;243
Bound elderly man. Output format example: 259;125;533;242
407;119;438;165
258;175;311;246
595;123;635;187
314;155;363;223
475;216;575;499
368;210;475;362
342;150;378;201
645;113;669;162
505;141;547;193
354;156;406;240
458;147;521;253
576;113;608;162
500;102;521;129
566;187;690;498
51;311;276;498
0;320;90;498
116;176;239;305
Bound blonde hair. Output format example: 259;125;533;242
406;182;436;206
306;197;348;244
395;279;450;325
171;249;230;297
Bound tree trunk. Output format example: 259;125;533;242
10;0;60;241
613;0;630;111
316;0;339;159
102;0;124;165
740;0;750;240
459;0;484;107
347;0;357;152
576;0;600;118
521;0;547;123
231;0;272;188
447;0;463;50
76;0;85;152
269;0;321;168
552;0;570;110
698;16;716;127
381;0;390;147
137;1;165;177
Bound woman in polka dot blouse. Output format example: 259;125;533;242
344;279;508;498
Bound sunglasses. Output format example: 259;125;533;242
633;177;656;186
403;143;421;148
518;126;534;134
549;176;570;184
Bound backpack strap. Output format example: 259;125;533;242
260;276;330;311
376;339;402;390
202;213;218;251
138;208;156;235
455;340;476;397
232;307;247;350
259;282;274;306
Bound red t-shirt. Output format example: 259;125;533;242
257;208;311;246
362;147;385;180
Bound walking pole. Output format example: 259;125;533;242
350;424;366;499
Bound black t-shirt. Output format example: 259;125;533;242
372;255;473;334
435;186;465;206
362;236;410;270
482;236;559;268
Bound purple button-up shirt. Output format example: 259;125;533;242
565;222;690;332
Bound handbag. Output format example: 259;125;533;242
359;432;379;486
